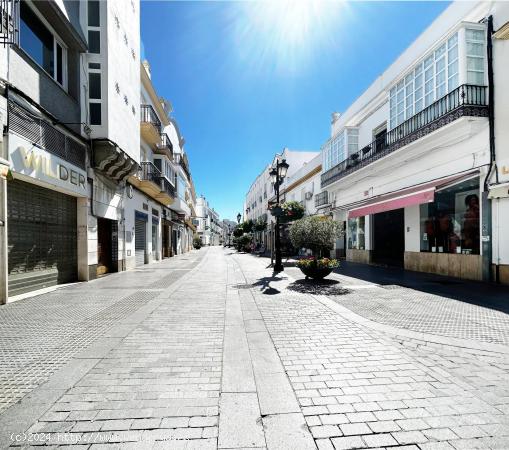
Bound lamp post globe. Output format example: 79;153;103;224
237;213;241;224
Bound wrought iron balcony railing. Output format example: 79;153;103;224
160;176;176;198
139;161;162;184
156;133;173;159
315;191;329;207
175;154;191;180
321;84;488;188
140;104;161;131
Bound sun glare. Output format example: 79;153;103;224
235;0;345;75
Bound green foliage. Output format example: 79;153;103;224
233;234;252;252
242;219;254;233
254;218;267;232
233;226;244;238
193;235;202;249
289;216;343;256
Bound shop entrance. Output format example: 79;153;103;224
373;208;405;267
96;218;118;276
162;221;171;258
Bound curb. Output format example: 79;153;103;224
239;253;509;357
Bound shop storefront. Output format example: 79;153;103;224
6;101;88;296
344;174;483;280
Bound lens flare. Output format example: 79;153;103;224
235;0;345;76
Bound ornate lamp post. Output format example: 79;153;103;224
269;157;289;273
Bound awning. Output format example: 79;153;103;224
349;189;434;219
348;171;478;219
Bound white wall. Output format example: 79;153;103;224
404;205;421;252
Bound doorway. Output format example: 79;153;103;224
372;209;405;267
97;218;114;277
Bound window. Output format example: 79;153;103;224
89;72;101;99
323;128;358;171
88;30;100;54
19;2;67;88
89;103;101;125
88;64;101;125
466;28;485;85
88;0;100;27
420;178;480;255
348;217;365;250
389;31;466;130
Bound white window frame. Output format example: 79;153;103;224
19;1;69;91
388;22;487;131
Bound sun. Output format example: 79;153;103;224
235;0;345;76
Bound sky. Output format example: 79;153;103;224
141;0;451;221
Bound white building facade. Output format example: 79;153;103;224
0;0;90;301
320;1;509;283
196;196;222;246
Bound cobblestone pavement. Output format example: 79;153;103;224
234;252;509;450
0;252;204;414
283;266;509;346
1;248;509;449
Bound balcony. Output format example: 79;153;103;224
175;153;191;180
321;85;488;188
315;191;329;208
128;161;174;206
154;133;173;160
140;105;161;148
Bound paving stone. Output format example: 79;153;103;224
362;432;398;447
331;435;365;450
340;422;372;436
263;413;316;450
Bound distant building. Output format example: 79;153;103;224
196;196;222;246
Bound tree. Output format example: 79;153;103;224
193;235;203;249
289;216;343;257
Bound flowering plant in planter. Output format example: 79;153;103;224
289;216;343;279
279;201;304;222
296;256;340;270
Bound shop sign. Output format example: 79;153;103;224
9;133;86;196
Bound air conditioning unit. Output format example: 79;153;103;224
305;192;313;200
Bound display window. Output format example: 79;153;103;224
348;216;365;250
420;178;480;255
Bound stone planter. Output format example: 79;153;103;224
299;266;333;280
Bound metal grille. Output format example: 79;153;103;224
0;0;19;46
135;219;146;266
8;101;87;169
7;180;77;293
321;84;488;188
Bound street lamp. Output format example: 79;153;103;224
237;213;241;224
270;157;289;273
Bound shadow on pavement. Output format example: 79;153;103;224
287;279;352;296
335;261;509;315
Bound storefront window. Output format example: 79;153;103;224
348;216;365;250
420;178;480;254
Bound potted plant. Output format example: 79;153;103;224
289;216;343;280
280;201;305;223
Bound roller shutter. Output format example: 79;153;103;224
7;180;77;296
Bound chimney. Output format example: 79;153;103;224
142;60;151;79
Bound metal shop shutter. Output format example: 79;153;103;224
135;212;147;266
7;180;77;295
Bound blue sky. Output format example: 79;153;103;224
141;1;450;221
